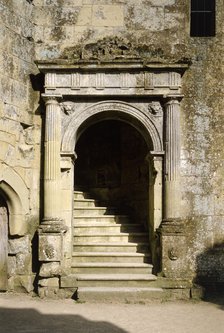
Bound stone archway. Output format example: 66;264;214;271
37;61;187;295
0;196;8;290
59;100;164;268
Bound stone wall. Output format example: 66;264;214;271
0;0;40;291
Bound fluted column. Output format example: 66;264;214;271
43;95;62;223
164;98;181;220
157;97;187;279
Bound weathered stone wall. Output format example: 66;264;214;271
0;0;40;291
32;0;224;285
181;35;224;285
0;0;223;292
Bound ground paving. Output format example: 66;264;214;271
0;293;223;333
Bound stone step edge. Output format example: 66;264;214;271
74;215;129;218
73;242;149;246
76;273;157;281
71;263;153;268
60;274;157;288
72;252;150;257
78;287;163;292
74;198;98;203
74;207;116;210
73;232;148;237
73;224;142;229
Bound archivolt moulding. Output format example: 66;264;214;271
61;101;163;153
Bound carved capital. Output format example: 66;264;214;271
164;94;183;105
42;94;62;105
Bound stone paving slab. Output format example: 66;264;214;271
0;293;224;333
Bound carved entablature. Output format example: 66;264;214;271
41;62;185;97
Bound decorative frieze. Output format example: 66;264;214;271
120;72;130;89
45;73;56;89
71;73;80;90
144;72;154;90
169;72;180;89
44;70;183;95
95;73;105;90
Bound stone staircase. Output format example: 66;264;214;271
69;190;161;301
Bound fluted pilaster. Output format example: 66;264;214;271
43;95;62;223
164;98;181;219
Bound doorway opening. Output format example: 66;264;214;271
74;119;152;230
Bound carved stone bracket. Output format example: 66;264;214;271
148;101;163;116
60;101;76;116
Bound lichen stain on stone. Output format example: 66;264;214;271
62;35;192;63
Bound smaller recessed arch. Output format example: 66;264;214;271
0;168;29;235
61;101;163;154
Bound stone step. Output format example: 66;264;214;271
74;215;130;224
73;233;148;243
74;191;91;200
74;223;144;234
76;287;163;302
71;262;153;274
73;242;150;253
74;199;98;208
74;207;116;216
61;273;157;288
72;252;151;263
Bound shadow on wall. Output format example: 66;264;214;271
194;242;224;309
0;307;128;333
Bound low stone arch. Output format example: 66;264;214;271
0;168;29;236
61;101;163;154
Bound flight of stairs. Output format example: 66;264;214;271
70;190;160;301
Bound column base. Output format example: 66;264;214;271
157;218;188;279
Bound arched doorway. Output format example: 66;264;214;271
75;119;152;230
61;101;163;268
0;195;8;290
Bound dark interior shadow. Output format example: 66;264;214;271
194;242;224;310
0;307;128;333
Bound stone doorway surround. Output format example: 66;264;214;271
36;60;189;297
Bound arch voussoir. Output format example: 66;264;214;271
61;101;163;154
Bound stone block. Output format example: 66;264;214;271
39;262;62;277
60;275;78;288
8;235;30;255
39;233;62;262
8;275;35;293
16;253;31;275
76;6;92;26
92;5;124;27
7;256;16;277
151;0;175;5
19;275;35;293
190;285;205;300
125;5;164;31
39;277;59;287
